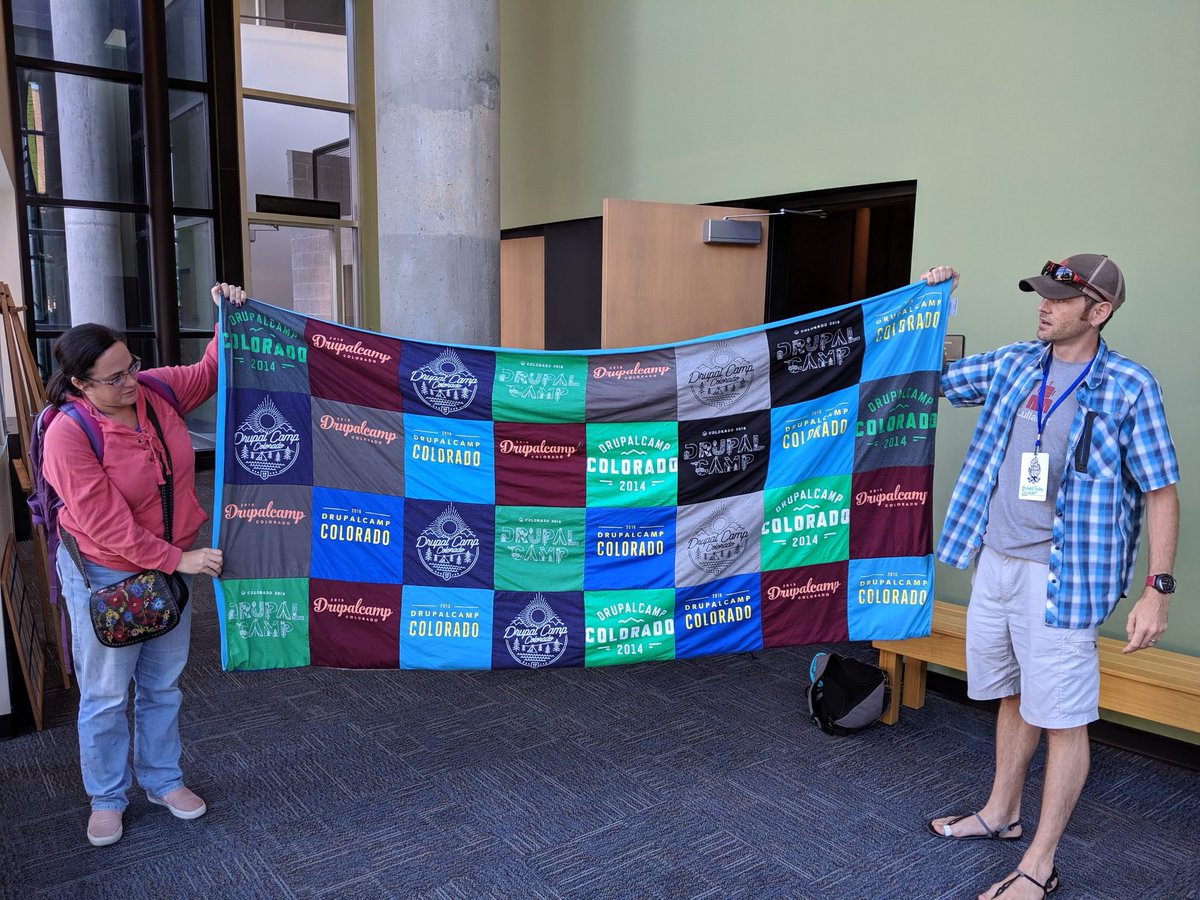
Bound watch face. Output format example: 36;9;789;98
1157;574;1177;594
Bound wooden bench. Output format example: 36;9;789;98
872;600;1200;735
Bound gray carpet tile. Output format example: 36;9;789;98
2;469;1198;898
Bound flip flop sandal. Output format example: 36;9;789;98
994;867;1060;897
927;811;1022;840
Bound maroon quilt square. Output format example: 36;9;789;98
849;465;933;559
494;422;587;507
309;579;401;668
307;320;404;412
760;562;849;646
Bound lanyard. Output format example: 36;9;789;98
1035;351;1093;452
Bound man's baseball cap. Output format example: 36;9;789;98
1018;253;1126;310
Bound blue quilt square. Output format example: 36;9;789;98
403;413;494;502
584;506;676;590
400;586;494;670
861;282;950;383
674;573;762;659
309;487;405;584
846;556;934;641
765;387;858;488
399;342;494;421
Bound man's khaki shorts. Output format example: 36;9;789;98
965;545;1099;729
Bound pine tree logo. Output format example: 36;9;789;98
417;504;480;580
411;348;479;415
505;593;569;668
688;506;750;576
234;396;301;480
689;341;754;409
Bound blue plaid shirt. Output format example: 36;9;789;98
938;338;1178;628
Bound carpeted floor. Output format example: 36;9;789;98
2;470;1198;899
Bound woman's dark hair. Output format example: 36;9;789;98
45;324;125;406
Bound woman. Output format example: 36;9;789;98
42;282;247;847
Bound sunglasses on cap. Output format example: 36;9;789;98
1041;261;1108;303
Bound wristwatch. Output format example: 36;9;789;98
1146;573;1176;594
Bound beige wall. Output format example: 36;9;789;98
499;2;1200;677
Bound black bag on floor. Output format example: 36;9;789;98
807;652;890;736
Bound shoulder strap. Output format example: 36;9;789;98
137;372;182;415
57;402;104;461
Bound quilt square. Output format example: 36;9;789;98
854;372;940;472
494;422;586;507
400;586;494;669
760;562;849;646
219;578;310;670
400;343;494;420
584;589;676;666
309;580;401;669
678;410;770;505
846;556;933;641
768;305;864;407
403;499;495;589
861;282;948;382
494;506;586;592
674;573;762;659
403;413;494;503
585;349;678;422
224;388;312;486
766;387;857;488
311;398;405;496
492;352;588;422
761;476;852;571
306;319;404;412
849;465;934;559
491;591;585;669
585;421;679;508
675;332;772;420
222;303;310;393
584;506;676;590
310;487;405;584
217;484;312;580
674;495;762;588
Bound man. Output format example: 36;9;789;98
921;256;1179;900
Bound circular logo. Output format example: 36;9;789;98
234;397;301;481
504;594;569;668
417;505;480;581
411;349;478;415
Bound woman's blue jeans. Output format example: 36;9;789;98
56;542;193;812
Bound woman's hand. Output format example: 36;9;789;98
177;547;224;578
211;282;248;308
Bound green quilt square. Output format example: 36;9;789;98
219;578;310;671
761;475;851;570
494;506;587;591
492;353;587;422
584;589;676;666
586;421;679;508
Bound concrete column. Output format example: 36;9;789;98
49;0;126;330
373;0;499;344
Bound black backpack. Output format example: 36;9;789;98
807;652;890;736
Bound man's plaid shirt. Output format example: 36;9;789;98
937;338;1178;628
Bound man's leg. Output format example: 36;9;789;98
932;694;1039;838
978;723;1088;900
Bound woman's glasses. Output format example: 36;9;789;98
88;357;142;386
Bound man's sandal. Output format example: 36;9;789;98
994;867;1060;897
926;811;1022;840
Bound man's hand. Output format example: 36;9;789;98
921;266;960;292
1123;589;1169;653
211;282;247;308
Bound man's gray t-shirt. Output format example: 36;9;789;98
984;356;1090;562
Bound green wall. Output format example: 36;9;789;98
499;1;1200;674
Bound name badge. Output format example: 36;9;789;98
1019;452;1049;502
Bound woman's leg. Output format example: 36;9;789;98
55;543;141;812
131;585;193;797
